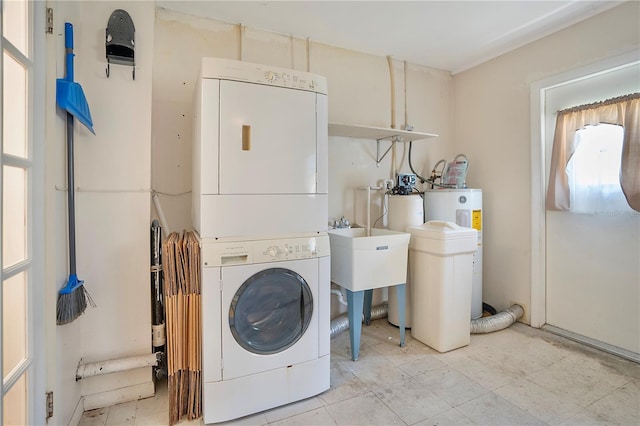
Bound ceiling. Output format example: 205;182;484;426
157;1;623;74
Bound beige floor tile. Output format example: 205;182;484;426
329;330;353;364
370;337;435;367
414;368;489;407
335;340;401;379
413;407;475;426
580;379;640;425
324;392;404;425
493;378;583;425
456;393;547;425
351;362;411;389
263;397;325;424
372;377;452;424
472;333;567;378
268;407;337;426
318;364;370;405
105;400;137;426
137;389;170;416
526;353;631;407
134;409;170;426
397;353;446;377
444;351;520;390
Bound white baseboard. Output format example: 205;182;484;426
68;398;85;426
82;380;155;411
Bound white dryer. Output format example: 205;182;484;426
193;58;329;239
201;233;330;424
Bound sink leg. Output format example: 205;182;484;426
346;289;364;361
363;289;373;326
396;284;406;347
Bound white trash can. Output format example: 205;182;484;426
407;221;478;352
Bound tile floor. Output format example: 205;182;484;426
80;320;640;426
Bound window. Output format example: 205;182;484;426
566;124;636;214
546;93;640;212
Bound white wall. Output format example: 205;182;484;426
47;2;154;424
453;2;640;323
151;8;455;314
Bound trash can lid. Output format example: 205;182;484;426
407;220;477;240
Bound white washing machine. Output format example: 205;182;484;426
193;58;328;239
201;233;330;424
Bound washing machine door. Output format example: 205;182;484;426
229;267;313;355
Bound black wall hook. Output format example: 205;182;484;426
106;9;135;80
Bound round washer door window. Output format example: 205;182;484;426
229;268;313;355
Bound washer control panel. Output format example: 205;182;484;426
201;234;330;267
256;240;316;261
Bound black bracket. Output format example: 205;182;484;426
106;9;135;80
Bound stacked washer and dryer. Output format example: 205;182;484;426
192;58;330;424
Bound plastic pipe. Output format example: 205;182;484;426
76;352;161;380
470;304;524;334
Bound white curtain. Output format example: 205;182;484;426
566;124;634;214
546;93;640;212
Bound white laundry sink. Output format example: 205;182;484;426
328;228;410;292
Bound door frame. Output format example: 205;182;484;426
0;1;46;424
529;50;640;328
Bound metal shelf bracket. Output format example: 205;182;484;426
376;136;400;166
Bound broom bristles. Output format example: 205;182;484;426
56;280;95;325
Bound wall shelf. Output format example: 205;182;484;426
328;122;438;165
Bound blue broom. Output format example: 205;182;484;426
56;22;95;325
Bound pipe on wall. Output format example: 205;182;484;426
76;352;161;381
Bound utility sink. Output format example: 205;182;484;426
328;228;410;292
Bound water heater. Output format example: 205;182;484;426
424;189;483;320
387;194;423;328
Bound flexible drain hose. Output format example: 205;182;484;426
470;304;524;334
329;303;524;338
330;303;388;338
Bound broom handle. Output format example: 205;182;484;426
67;112;77;276
65;23;74;82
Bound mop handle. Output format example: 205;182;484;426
64;22;75;82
